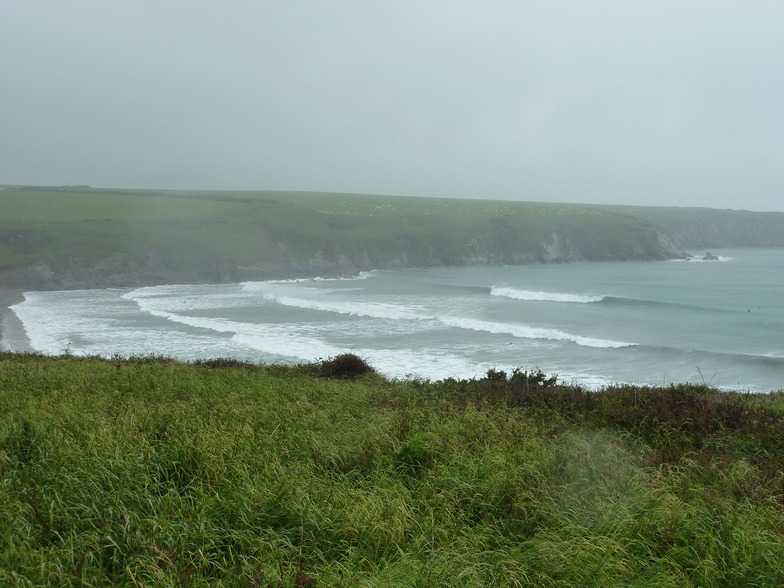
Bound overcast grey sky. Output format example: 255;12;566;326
2;1;783;211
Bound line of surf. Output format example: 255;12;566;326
262;292;631;348
241;270;377;288
491;286;604;303
9;290;126;355
126;285;633;350
123;291;343;360
264;293;433;321
491;286;725;313
670;255;735;263
437;316;633;349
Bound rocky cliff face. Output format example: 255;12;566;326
613;208;784;250
0;225;680;291
539;232;583;263
0;204;720;291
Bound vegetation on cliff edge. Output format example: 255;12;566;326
2;352;784;586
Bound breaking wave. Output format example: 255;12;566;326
491;286;604;303
491;286;723;313
437;316;633;349
263;293;432;321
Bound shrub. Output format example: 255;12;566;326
191;357;257;369
394;433;436;476
316;353;375;379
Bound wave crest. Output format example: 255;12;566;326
491;286;604;303
437;316;632;348
266;293;432;321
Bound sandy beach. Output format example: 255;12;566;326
0;289;28;351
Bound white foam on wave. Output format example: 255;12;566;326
491;286;604;303
10;290;126;355
364;347;617;388
122;284;251;312
12;283;637;386
250;283;630;349
124;290;342;361
230;329;341;362
10;292;68;354
437;316;632;349
363;347;491;381
124;289;501;371
671;255;735;263
122;284;188;298
241;270;378;289
11;289;243;358
312;270;377;282
266;293;432;321
125;291;257;335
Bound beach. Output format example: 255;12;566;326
4;249;782;391
0;289;28;351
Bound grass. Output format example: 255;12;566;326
6;186;784;288
2;352;784;585
3;187;784;288
1;186;684;288
0;186;606;224
0;189;246;222
0;189;663;282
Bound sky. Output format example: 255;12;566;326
2;1;783;211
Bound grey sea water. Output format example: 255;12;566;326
3;249;783;392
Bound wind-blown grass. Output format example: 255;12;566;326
2;352;783;585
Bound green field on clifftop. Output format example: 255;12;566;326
0;186;602;222
1;186;686;288
3;186;784;290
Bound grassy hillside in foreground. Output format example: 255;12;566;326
3;352;784;586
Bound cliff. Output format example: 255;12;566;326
592;205;784;249
2;187;780;290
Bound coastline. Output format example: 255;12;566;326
0;288;25;317
0;289;29;352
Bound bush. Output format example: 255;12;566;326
315;353;375;379
190;357;257;369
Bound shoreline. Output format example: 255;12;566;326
0;288;25;316
0;289;29;352
3;252;781;392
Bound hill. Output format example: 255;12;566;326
2;186;783;289
2;352;784;585
591;204;784;249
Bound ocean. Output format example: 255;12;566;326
3;248;783;392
